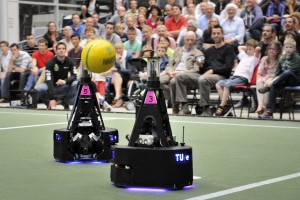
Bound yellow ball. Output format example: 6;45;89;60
81;39;116;73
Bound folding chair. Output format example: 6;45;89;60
229;64;259;118
280;86;300;120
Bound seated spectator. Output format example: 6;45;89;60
43;21;63;52
101;22;121;46
163;4;173;20
220;0;242;20
240;0;264;41
123;27;142;58
115;23;128;43
0;41;12;103
59;26;74;52
68;35;83;72
197;2;220;31
221;3;245;53
177;19;204;50
70;13;86;36
157;36;174;58
126;0;139;19
22;34;38;56
91;12;105;36
80;0;101;20
279;16;300;53
262;39;300;118
203;17;219;49
198;25;235;116
8;43;32;91
259;24;277;57
151;16;166;38
82;17;99;38
142;25;155;53
24;39;54;91
146;5;163;32
184;3;199;20
165;3;187;40
162;31;204;114
108;6;126;28
124;14;143;41
215;39;260;116
265;0;284;33
36;42;78;110
104;42;134;107
256;41;282;117
290;12;300;33
137;13;147;31
182;0;196;16
153;25;177;50
80;27;98;47
138;6;148;18
195;1;209;17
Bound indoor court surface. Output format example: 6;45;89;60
0;107;299;200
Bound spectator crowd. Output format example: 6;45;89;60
0;0;300;119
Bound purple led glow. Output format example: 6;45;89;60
56;160;107;165
183;185;194;190
125;187;169;193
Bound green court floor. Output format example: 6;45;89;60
0;108;299;200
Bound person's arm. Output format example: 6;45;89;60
65;58;77;85
255;46;261;58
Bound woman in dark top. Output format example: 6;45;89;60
203;17;219;50
43;21;62;52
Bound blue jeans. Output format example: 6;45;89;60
24;69;44;91
267;70;300;112
36;81;78;106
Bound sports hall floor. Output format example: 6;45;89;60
0;107;299;200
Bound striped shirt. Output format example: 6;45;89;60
22;44;38;57
14;51;32;69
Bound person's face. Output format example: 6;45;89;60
184;34;196;49
284;44;296;56
138;14;146;23
38;42;47;53
92;14;99;24
130;1;138;9
86;18;94;27
0;43;9;54
157;20;164;25
118;7;126;17
205;5;214;17
246;46;255;56
116;27;123;35
232;0;242;7
157;27;166;36
187;23;196;32
56;44;66;57
148;0;156;6
63;27;72;37
187;4;195;13
10;46;19;57
142;29;152;39
105;24;114;35
211;28;224;43
116;46;123;55
267;45;280;57
72;15;80;24
172;6;181;16
85;30;95;39
48;23;56;32
126;17;135;28
159;37;169;46
262;26;273;39
151;8;159;16
210;18;219;27
26;35;35;46
285;18;295;31
127;31;136;41
157;48;166;57
167;0;175;4
164;7;172;16
71;36;80;47
227;8;236;18
200;3;206;14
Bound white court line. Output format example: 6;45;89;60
0;111;300;130
0;118;120;131
186;172;300;200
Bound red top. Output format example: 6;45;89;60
165;16;187;32
32;50;54;69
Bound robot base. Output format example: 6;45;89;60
54;128;118;162
110;145;193;190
